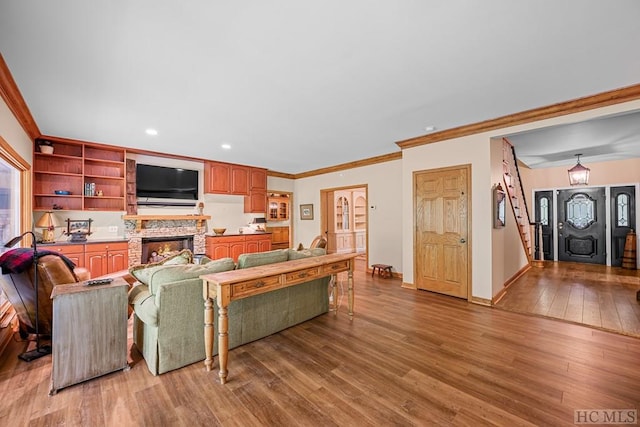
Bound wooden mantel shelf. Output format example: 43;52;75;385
122;215;211;232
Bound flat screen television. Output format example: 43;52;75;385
136;164;199;200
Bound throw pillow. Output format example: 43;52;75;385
287;247;326;260
236;249;288;269
129;249;193;285
146;258;235;294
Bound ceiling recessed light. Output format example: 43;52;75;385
221;143;231;150
145;128;158;136
424;126;436;132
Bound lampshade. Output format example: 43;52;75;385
35;211;59;243
568;154;590;186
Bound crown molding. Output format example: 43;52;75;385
0;53;40;140
292;151;402;179
396;83;640;150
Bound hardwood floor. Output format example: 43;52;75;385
1;267;639;426
495;261;640;338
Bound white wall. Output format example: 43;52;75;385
293;159;402;271
0;97;32;163
403;136;493;299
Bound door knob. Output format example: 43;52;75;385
460;238;466;243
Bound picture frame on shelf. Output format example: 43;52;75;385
65;218;93;242
300;204;314;220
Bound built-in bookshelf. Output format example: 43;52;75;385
33;138;126;211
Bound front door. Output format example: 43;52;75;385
610;186;636;267
557;187;606;264
414;165;470;299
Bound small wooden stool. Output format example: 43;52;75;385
371;264;392;278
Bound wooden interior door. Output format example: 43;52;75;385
557;187;606;265
322;190;337;253
414;165;469;299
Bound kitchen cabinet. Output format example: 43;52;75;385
206;234;272;263
266;226;290;250
44;244;85;268
204;161;249;195
244;168;267;213
84;242;128;277
245;233;271;253
33;138;126;212
267;195;290;221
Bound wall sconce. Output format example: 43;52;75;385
568;154;590;186
35;211;59;243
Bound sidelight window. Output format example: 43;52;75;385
539;197;549;226
616;193;629;227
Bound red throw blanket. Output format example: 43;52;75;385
0;248;76;275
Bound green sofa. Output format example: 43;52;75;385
128;248;330;375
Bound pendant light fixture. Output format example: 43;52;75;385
567;154;590;186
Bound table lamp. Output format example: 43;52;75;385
35;211;59;243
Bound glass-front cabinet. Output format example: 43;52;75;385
267;194;289;221
328;189;366;254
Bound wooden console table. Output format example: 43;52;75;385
201;253;356;384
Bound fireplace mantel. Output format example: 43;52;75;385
123;215;211;232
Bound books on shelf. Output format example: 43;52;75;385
84;182;95;196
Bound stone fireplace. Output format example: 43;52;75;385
123;215;210;267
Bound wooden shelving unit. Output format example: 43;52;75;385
33;138;127;212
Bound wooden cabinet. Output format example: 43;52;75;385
84;242;128;278
33;138;126;212
244;168;267;213
50;278;129;394
267;195;290;221
266;226;290;250
245;233;271;253
327;189;367;254
204;161;249;195
353;191;367;232
45;244;85;268
125;159;137;215
248;168;267;191
206;234;272;262
204;162;267;213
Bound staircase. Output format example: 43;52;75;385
502;138;541;266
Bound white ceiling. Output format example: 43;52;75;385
1;1;639;174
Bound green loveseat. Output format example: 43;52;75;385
128;248;330;375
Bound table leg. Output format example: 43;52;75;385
348;268;354;320
203;297;214;372
331;274;338;315
218;304;229;384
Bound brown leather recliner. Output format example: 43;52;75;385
0;254;90;337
